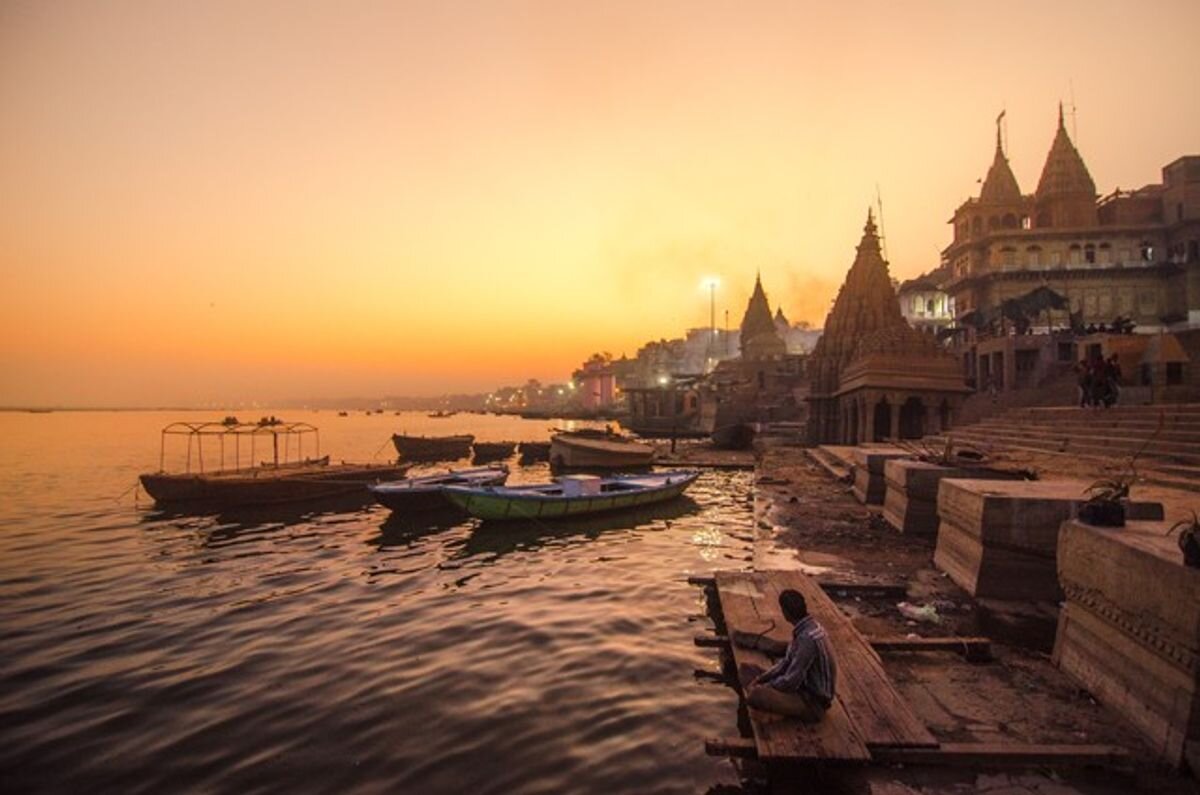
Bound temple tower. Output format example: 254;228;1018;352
1035;104;1098;229
739;274;787;360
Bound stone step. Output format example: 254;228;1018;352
923;435;1200;493
965;424;1200;455
975;415;1200;433
1008;405;1200;421
946;427;1200;464
947;434;1200;469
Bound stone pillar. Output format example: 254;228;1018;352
863;394;876;442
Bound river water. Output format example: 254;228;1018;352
0;411;755;794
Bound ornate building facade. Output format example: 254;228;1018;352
943;108;1200;334
807;212;968;445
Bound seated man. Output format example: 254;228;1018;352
740;589;837;723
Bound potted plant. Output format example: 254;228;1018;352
1078;410;1165;529
1168;511;1200;569
1079;477;1130;527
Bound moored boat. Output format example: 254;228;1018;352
472;441;517;464
139;420;407;508
442;470;699;521
369;464;509;512
392;433;474;462
549;431;655;469
518;441;551;464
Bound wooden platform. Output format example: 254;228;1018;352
703;569;1135;772
714;569;937;762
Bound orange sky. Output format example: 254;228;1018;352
2;0;1198;406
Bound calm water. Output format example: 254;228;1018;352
0;411;754;794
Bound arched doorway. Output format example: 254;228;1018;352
872;397;891;442
899;397;925;440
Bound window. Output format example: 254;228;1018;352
1026;246;1041;267
1051;251;1062;267
1084;245;1096;264
1021;216;1032;230
1068;244;1081;266
1167;363;1184;386
1141;242;1155;261
926;299;935;314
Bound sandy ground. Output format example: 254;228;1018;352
717;443;1199;795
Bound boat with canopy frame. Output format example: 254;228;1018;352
140;418;408;508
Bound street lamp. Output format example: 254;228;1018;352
701;277;720;370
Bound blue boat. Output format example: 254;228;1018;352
370;464;509;512
442;469;699;521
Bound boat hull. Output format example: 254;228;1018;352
443;471;698;521
392;434;474;463
472;441;517;464
369;467;508;512
549;435;655;469
140;463;409;508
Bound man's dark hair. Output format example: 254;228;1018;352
779;589;808;623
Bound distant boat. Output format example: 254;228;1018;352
392;433;474;463
442;470;699;521
337;411;349;417
472;441;517;464
518;441;551;464
549;431;655;470
369;464;509;512
428;410;457;418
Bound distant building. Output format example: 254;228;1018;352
573;355;617;410
774;308;823;353
943;107;1200;335
897;271;954;334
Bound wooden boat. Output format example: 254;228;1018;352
549;431;655;469
141;460;409;507
139;420;408;508
442;470;699;521
518;441;551;464
472;441;517;464
369;464;509;512
392;433;474;462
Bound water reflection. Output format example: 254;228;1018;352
455;496;702;563
374;506;467;548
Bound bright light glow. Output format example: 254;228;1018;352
700;276;721;292
657;375;670;385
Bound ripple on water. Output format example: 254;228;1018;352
1;462;753;794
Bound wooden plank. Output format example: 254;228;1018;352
715;571;870;763
704;736;758;758
694;634;729;648
867;635;992;662
687;575;716;588
767;569;939;750
872;743;1131;768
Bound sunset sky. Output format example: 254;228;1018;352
2;0;1198;407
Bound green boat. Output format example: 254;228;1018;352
441;470;699;521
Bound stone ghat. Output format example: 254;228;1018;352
933;479;1163;602
850;446;910;505
1053;519;1200;771
881;459;1027;536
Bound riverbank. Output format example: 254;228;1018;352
731;442;1197;794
